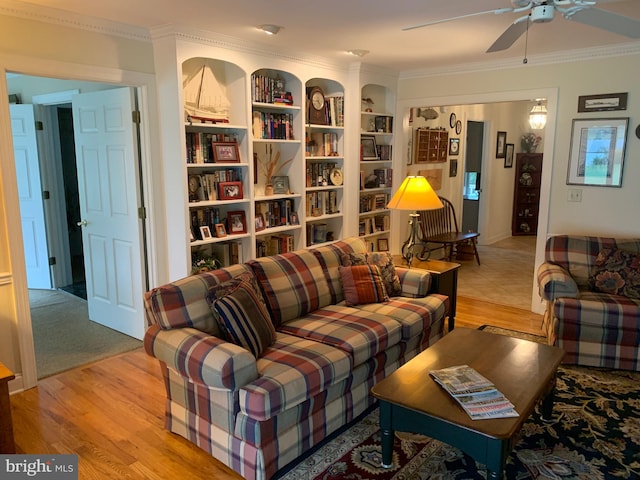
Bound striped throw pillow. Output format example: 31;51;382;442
339;264;389;306
209;280;276;358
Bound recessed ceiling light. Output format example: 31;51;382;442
259;24;281;35
347;49;370;57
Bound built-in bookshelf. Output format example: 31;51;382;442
183;57;251;270
304;78;345;247
359;83;394;252
252;68;303;257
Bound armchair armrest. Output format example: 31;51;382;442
144;324;258;390
537;262;579;301
395;267;432;298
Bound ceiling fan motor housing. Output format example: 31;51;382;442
531;4;555;23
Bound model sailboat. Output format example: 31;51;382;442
183;61;231;123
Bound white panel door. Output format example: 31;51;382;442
72;88;145;339
11;104;52;289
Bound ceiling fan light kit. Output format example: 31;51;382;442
404;1;640;55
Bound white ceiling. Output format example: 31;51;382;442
4;0;640;71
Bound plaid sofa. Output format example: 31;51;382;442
143;237;448;479
537;235;640;370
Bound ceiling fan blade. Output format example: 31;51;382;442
486;18;530;52
403;8;512;31
566;7;640;38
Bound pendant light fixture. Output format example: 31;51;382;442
529;100;547;129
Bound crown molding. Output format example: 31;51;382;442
0;0;150;41
400;41;640;79
150;24;349;74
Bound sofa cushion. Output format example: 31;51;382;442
339;264;389;306
208;279;277;358
278;305;403;367
311;237;369;304
144;263;253;333
248;250;332;327
240;333;352;420
341;251;402;297
588;248;640;299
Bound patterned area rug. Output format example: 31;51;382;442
278;332;640;479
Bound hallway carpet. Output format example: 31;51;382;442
29;289;142;379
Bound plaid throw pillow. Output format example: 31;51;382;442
588;248;640;299
339;264;389;306
208;279;276;358
341;252;402;297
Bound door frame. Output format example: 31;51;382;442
395;87;557;315
0;58;161;391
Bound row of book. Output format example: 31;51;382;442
306;161;340;188
429;365;519;420
309;95;344;127
190;208;222;240
256;234;295;257
252;111;295;140
189;169;243;202
359;215;390;236
186;132;239;164
361;168;393;189
255;199;297;229
306;191;339;217
251;73;292;105
360;192;388;213
206;241;244;266
306;131;339;157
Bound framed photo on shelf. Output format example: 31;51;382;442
377;238;389;252
199;226;212;240
495;131;507;158
504;143;514;168
215;223;227;238
272;176;289;194
212;142;240;163
218;181;243;200
290;212;300;225
567;117;628;187
228;210;247;234
361;136;378;160
255;213;266;232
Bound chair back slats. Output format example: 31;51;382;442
419;197;460;238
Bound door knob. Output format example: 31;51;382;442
77;220;88;227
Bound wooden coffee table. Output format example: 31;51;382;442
371;328;564;479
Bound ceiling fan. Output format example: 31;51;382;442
404;1;640;53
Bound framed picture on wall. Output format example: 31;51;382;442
496;131;507;158
504;143;514;168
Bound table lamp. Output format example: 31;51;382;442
387;175;443;266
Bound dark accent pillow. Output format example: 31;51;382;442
588;248;640;299
339;264;389;306
207;279;276;358
341;252;402;297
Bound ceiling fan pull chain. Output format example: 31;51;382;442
523;14;531;64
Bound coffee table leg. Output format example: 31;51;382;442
541;377;557;422
379;401;394;468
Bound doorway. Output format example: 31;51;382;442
462;120;484;233
9;75;148;378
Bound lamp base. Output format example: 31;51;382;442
401;213;431;267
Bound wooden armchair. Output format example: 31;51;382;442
418;197;481;265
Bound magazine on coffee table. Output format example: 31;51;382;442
430;365;518;420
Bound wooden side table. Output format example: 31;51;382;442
0;362;16;454
393;255;460;331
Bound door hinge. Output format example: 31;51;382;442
132;110;141;124
35;121;44;131
48;256;56;266
42;190;50;200
138;207;146;220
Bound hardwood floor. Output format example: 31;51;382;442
10;297;543;480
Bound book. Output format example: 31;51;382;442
430;365;518;420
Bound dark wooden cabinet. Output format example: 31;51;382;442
512;153;543;236
414;128;448;164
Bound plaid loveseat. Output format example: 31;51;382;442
537;235;640;370
144;237;448;480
